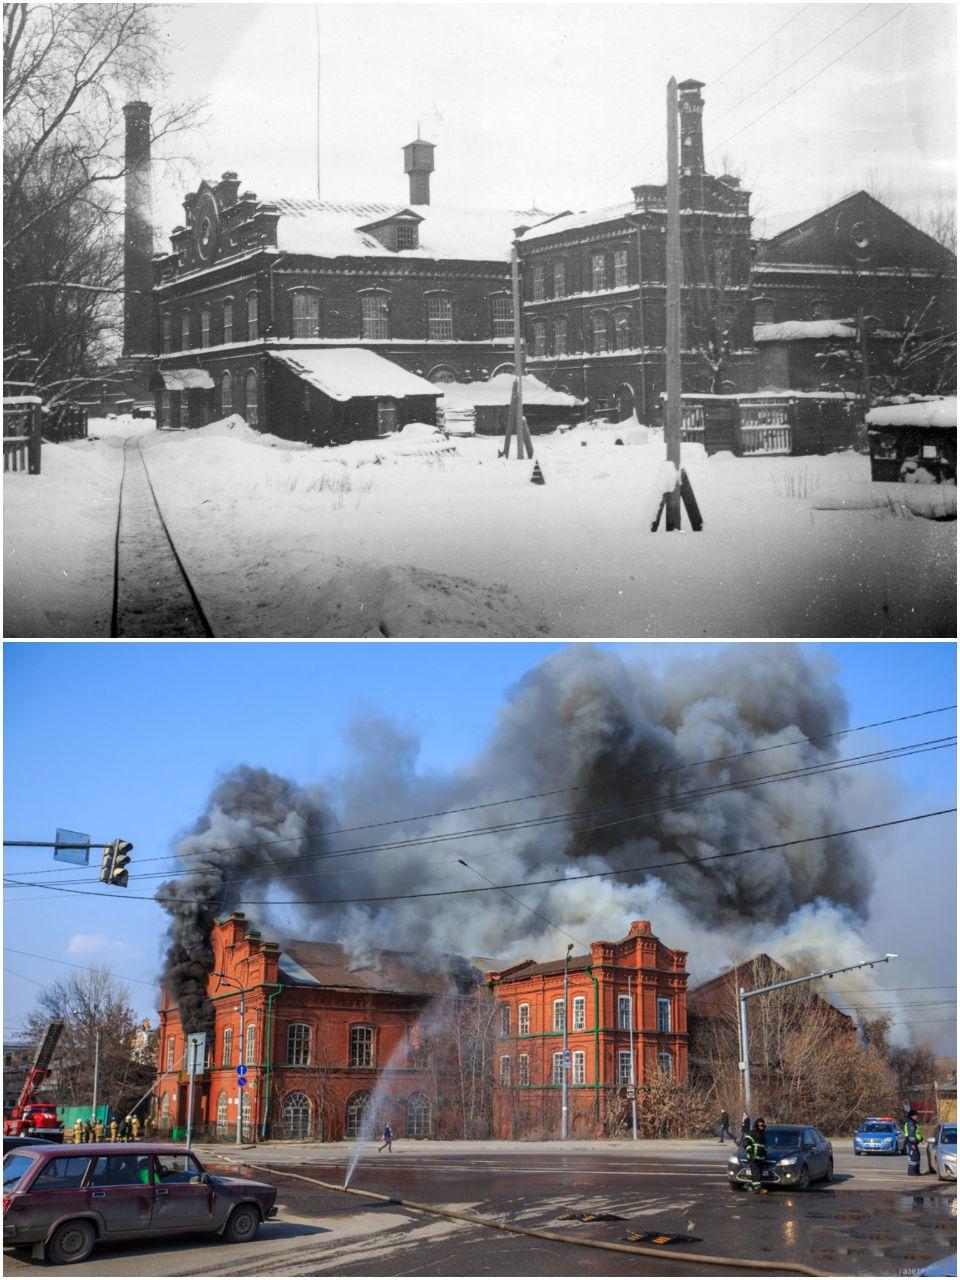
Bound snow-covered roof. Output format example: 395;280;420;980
273;198;541;263
866;396;957;430
754;320;857;343
518;201;635;243
153;368;215;391
269;348;440;402
438;373;585;409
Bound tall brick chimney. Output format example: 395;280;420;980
123;101;154;357
677;79;706;177
403;138;435;206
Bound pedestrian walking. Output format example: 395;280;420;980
378;1122;394;1153
904;1109;923;1176
743;1116;769;1194
718;1109;733;1143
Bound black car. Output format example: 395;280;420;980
3;1135;56;1156
728;1125;833;1191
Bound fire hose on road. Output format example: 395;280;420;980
241;1161;829;1277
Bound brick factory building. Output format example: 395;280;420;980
486;920;688;1138
154;913;470;1142
149;142;541;443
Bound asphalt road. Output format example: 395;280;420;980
4;1139;956;1277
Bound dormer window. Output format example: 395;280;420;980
395;223;418;250
358;210;423;253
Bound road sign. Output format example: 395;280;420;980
236;1064;247;1077
186;1032;206;1077
626;1087;637;1100
563;1048;571;1068
237;1077;248;1089
54;829;90;866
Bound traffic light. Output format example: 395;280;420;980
99;839;133;887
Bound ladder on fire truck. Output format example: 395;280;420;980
6;1020;64;1131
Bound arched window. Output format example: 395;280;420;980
591;312;609;353
491;294;513;339
223;299;234;344
161;314;172;354
518;1003;530;1035
241;1091;252;1140
282;1091;312;1139
291;290;320;339
406;1092;431;1138
500;1005;511;1035
161;1093;170;1119
349;1026;373;1068
220;370;233;417
216;1091;229;1136
360;290;389;340
286;1022;310;1065
246;292;259;340
166;1036;176;1070
181;311;192;350
201;306;211;348
345;1091;369;1139
553;317;568;356
221;1027;233;1067
426;292;453;340
245;1023;256;1064
614;311;632;351
531;320;547;359
244;369;259;428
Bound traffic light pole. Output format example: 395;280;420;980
739;954;897;1114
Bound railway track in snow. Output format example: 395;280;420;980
110;432;215;638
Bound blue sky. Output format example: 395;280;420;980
4;641;956;1045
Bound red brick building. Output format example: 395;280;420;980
154;913;465;1142
486;921;688;1138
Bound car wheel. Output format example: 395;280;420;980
823;1159;833;1183
223;1204;261;1244
729;1181;745;1191
797;1165;811;1191
47;1218;96;1265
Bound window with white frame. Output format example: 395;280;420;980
572;1050;586;1085
492;294;513;338
244;369;259;427
553;261;566;297
282;1091;311;1139
216;1091;229;1135
518;1053;529;1085
350;1025;374;1068
406;1093;430;1137
292;291;320;339
614;248;629;287
592;253;607;291
223;299;234;344
614;311;632;350
500;1054;511;1086
500;1005;511;1036
554;316;567;356
166;1036;176;1070
220;370;232;417
241;1091;252;1140
518;1003;530;1035
573;995;585;1030
553;998;566;1032
286;1023;310;1065
591;312;608;353
222;1027;233;1067
246;292;259;340
657;997;671;1033
552;1051;564;1086
162;314;172;353
181;312;191;349
201;306;211;347
532;264;545;301
617;1050;633;1084
532;320;547;359
657;1051;673;1077
245;1023;256;1063
360;292;389;340
426;293;453;340
617;995;632;1030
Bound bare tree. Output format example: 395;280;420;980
3;3;202;394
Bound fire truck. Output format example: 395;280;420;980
3;1021;64;1142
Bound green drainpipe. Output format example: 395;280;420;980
586;966;601;1123
260;983;283;1140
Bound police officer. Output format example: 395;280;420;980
743;1116;769;1194
904;1109;923;1176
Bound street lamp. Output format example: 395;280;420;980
561;943;573;1140
72;1006;100;1127
213;973;246;1146
739;954;898;1114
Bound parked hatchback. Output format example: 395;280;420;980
728;1125;834;1191
3;1143;278;1265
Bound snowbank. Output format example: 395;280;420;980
866;397;957;429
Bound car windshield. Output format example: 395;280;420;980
762;1128;804;1150
940;1127;957;1145
3;1152;37;1190
860;1122;894;1133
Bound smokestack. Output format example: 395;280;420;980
123;101;154;358
677;79;706;177
403;138;435;206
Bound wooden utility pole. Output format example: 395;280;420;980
856;301;872;406
503;241;533;460
664;76;683;529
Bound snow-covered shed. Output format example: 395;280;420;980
267;349;440;446
864;396;956;483
439;373;586;435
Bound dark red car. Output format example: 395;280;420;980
3;1143;278;1265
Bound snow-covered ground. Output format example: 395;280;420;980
4;415;955;637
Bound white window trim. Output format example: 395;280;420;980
618;1049;632;1085
552;1050;564;1086
572;1049;586;1085
572;995;585;1030
657;997;672;1033
518;1002;530;1035
618;994;632;1030
553;998;566;1032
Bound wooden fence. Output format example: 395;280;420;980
45;403;88;443
678;395;863;458
3;397;42;474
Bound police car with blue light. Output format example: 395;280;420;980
853;1116;906;1156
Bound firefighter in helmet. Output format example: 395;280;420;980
94;1118;104;1142
743;1116;769;1194
109;1117;119;1143
131;1114;141;1141
73;1118;84;1144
